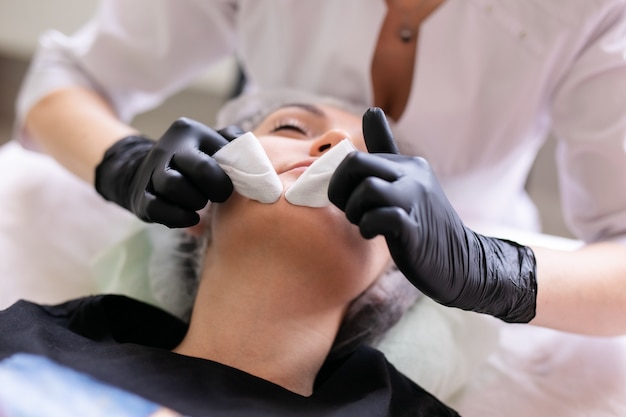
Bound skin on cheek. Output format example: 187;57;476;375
185;206;212;237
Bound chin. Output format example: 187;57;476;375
214;191;365;252
210;191;390;294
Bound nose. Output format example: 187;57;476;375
309;129;351;156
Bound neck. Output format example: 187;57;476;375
173;249;350;396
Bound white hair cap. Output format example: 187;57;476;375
216;88;370;131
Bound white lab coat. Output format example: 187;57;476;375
16;0;626;243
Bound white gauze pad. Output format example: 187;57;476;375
285;139;357;207
212;132;282;204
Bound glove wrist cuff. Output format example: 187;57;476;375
94;135;154;209
455;232;538;324
503;244;537;323
482;237;538;323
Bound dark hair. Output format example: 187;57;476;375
333;263;420;352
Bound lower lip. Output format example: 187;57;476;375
286;166;309;175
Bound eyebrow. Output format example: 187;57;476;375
277;103;326;118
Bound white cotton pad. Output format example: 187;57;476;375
212;132;283;204
285;139;357;207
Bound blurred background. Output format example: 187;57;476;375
0;0;239;142
0;0;572;238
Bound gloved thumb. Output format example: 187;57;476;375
362;107;400;154
218;125;246;142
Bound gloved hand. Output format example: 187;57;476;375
95;118;242;228
328;108;537;323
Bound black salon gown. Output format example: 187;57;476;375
0;295;460;416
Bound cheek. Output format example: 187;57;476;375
356;236;391;286
369;237;392;282
256;136;291;170
336;235;391;306
332;219;390;279
262;147;282;171
256;135;314;171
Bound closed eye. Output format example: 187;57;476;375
270;118;310;136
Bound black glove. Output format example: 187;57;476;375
328;108;537;323
95;118;242;228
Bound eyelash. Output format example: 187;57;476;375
270;118;310;136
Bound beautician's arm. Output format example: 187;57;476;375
532;243;626;336
24;86;137;185
331;108;626;337
25;86;236;228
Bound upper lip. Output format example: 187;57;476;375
281;159;316;174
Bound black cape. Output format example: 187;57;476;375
0;295;460;416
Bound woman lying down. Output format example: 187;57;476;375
0;92;464;416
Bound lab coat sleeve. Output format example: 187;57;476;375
15;0;238;148
550;4;626;244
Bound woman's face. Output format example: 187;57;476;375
252;103;368;190
210;103;389;305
